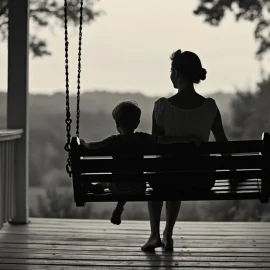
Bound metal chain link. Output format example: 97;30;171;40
64;0;72;177
76;0;83;137
64;0;83;176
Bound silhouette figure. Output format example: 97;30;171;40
81;101;200;225
141;49;233;252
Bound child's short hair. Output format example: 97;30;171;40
112;101;141;131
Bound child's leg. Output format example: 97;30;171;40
111;201;126;225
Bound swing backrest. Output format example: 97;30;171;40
70;133;270;204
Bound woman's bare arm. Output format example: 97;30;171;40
211;109;228;142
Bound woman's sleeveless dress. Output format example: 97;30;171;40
151;97;218;191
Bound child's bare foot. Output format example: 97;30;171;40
161;236;174;251
141;234;162;252
111;207;123;225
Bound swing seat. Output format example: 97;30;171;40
70;133;270;207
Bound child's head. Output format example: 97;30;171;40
170;49;207;89
112;101;141;134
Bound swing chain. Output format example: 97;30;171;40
64;0;83;177
76;0;83;137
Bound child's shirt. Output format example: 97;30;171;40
87;132;157;194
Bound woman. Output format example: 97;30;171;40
141;49;230;252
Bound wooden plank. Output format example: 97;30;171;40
3;229;270;238
1;265;259;270
0;239;269;248
75;137;264;156
8;219;270;227
0;243;269;253
2;253;270;262
26;218;270;226
81;170;263;182
18;224;268;232
1;248;270;257
1;258;270;267
80;156;264;173
2;227;270;234
4;229;270;235
83;191;262;202
3;227;270;234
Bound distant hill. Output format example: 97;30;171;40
0;90;234;124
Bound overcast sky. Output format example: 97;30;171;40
0;0;269;97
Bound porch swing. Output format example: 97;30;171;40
63;0;270;207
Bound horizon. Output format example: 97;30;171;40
0;0;269;97
0;88;231;98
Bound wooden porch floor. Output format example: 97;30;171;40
0;218;270;269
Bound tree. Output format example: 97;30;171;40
194;0;270;58
230;74;270;140
0;0;102;57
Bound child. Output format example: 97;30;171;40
81;101;201;225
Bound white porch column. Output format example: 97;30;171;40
7;0;29;224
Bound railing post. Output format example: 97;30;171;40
7;0;30;224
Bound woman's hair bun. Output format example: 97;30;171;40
200;68;207;81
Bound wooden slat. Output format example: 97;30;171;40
2;142;6;225
83;190;261;202
79;155;264;173
3;252;270;261
2;248;270;257
1;242;270;252
81;170;263;182
1;238;270;248
6;141;11;223
0;143;3;229
10;141;15;219
0;129;23;142
73;137;264;156
1;257;270;268
18;218;270;227
0;264;265;270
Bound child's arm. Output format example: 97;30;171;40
80;136;116;150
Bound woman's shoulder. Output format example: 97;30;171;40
154;97;167;105
203;97;219;117
154;97;168;110
205;97;218;108
153;97;168;120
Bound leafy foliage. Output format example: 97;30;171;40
0;0;102;57
230;74;270;139
194;0;270;58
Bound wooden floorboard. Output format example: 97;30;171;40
0;218;269;269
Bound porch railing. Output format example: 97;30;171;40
0;129;23;229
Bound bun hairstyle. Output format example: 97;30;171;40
170;49;207;84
